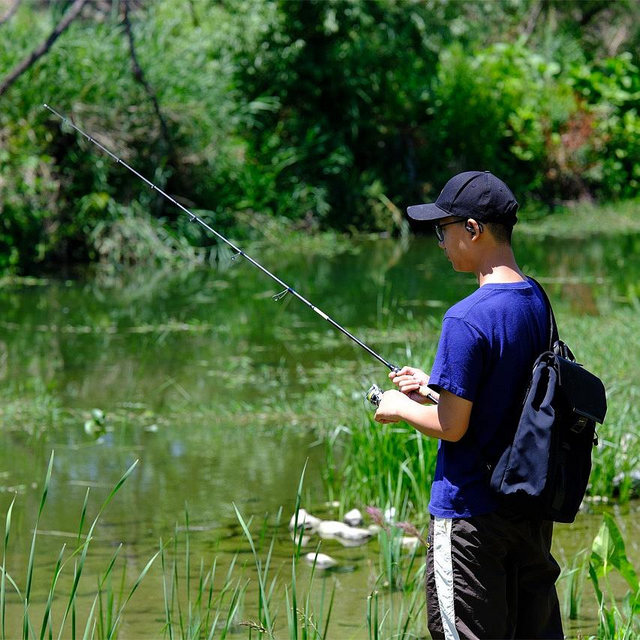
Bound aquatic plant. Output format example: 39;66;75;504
560;549;589;622
3;451;639;638
233;464;335;640
588;513;639;639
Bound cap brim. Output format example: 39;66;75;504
406;203;448;222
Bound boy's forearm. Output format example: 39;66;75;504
400;402;462;442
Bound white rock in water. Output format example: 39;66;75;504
290;530;312;547
289;509;321;532
368;524;382;535
335;526;372;543
305;552;337;569
334;535;370;548
400;536;420;551
317;520;372;543
317;520;348;539
343;508;363;527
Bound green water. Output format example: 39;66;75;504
0;232;638;637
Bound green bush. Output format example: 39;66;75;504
423;41;577;201
569;54;640;198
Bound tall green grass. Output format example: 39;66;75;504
324;416;438;519
232;464;336;640
159;465;336;639
560;549;589;622
160;514;248;639
2;453;637;638
365;498;428;640
560;307;640;505
0;451;154;639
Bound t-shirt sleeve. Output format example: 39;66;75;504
428;317;486;402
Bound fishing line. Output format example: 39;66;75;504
43;104;441;405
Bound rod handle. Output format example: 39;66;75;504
366;383;439;407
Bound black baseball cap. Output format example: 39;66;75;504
407;171;519;225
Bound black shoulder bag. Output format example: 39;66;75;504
488;279;607;523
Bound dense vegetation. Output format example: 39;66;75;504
0;0;639;272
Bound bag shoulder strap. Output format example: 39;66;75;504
527;276;559;351
478;277;557;474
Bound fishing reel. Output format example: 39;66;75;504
365;384;384;407
366;365;401;407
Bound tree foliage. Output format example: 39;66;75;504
0;0;638;272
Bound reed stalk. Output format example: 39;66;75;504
1;496;16;639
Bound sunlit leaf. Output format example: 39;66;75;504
591;513;639;592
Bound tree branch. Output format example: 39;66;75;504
521;1;542;40
607;24;628;57
0;0;21;27
0;0;89;99
122;0;170;148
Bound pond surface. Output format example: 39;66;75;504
0;231;638;637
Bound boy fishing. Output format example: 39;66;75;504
374;171;563;639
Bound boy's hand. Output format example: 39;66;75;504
374;389;407;424
389;366;436;404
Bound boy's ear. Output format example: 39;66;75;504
465;219;483;237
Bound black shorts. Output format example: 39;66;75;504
426;509;563;639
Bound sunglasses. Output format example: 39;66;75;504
433;218;466;242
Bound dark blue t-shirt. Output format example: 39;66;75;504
427;279;549;518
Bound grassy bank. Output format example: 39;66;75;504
1;198;636;278
517;200;640;238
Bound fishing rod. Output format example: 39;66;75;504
43;104;437;406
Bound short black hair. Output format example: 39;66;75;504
486;221;513;245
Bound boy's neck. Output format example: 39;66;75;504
475;246;525;286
